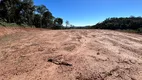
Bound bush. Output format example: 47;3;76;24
137;28;142;33
52;25;63;29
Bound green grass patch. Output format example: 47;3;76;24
0;21;34;28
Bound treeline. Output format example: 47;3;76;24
0;0;63;29
90;16;142;32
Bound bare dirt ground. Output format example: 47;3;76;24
0;27;142;80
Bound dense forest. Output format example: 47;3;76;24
0;0;63;29
90;17;142;33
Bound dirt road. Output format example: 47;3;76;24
0;28;142;80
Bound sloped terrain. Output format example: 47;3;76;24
0;28;142;80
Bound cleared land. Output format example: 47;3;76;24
0;27;142;80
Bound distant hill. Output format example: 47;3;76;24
90;16;142;33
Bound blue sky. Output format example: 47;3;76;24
34;0;142;26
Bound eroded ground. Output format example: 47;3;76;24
0;28;142;80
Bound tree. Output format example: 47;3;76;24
35;5;49;27
0;0;63;29
0;0;35;25
33;14;41;28
53;18;63;29
91;16;142;30
54;18;63;25
42;11;54;28
35;5;48;15
0;0;21;23
66;20;69;27
21;0;35;25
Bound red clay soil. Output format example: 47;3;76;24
0;27;142;80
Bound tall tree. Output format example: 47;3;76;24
0;0;21;23
35;5;48;15
42;11;54;28
21;0;35;25
66;20;69;27
35;5;48;27
33;14;41;28
0;0;63;29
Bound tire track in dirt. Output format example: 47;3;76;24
0;29;142;80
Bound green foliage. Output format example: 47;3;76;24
42;11;54;28
0;21;32;28
53;18;63;29
137;28;142;33
35;5;48;15
0;0;64;29
0;21;19;27
91;17;142;30
54;18;63;25
33;14;41;28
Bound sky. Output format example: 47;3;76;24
34;0;142;26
